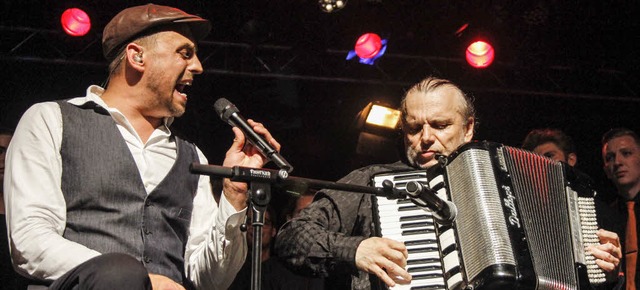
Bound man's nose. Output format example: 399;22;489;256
420;125;435;143
614;153;624;165
189;54;203;75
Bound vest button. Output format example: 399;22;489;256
144;256;151;263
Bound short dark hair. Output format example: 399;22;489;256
0;125;14;136
522;128;576;155
601;127;640;146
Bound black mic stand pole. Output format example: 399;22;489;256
190;164;289;290
247;181;270;290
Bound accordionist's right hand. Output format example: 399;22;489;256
355;237;412;287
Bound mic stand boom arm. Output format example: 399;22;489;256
189;163;402;198
189;163;403;290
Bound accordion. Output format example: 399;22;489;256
372;141;605;290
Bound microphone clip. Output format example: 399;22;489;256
405;181;457;225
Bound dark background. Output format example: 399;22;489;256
2;0;639;202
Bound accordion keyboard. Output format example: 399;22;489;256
373;171;461;290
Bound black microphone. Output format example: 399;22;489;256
214;98;293;173
405;181;457;225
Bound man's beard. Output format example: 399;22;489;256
406;146;429;169
146;74;186;117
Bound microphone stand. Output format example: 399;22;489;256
248;181;269;290
189;163;403;290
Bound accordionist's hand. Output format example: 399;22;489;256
588;229;622;282
355;237;412;287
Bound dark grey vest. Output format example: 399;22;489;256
58;101;200;284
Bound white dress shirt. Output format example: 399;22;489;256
4;85;247;289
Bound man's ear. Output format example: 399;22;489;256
567;153;577;167
125;43;145;71
464;117;475;142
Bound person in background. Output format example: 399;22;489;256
4;4;281;290
522;128;577;166
601;128;640;290
276;76;622;289
285;188;317;221
0;126;30;289
523;127;624;288
229;201;325;290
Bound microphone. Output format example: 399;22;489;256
405;181;457;225
214;98;293;173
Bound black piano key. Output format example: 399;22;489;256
440;243;457;256
399;205;420;211
394;175;427;183
405;239;437;246
408;265;442;273
411;285;446;290
402;228;435;236
397;198;413;204
400;214;431;222
413;273;446;280
407;247;439;254
401;221;434;229
443;265;461;281
407;258;441;265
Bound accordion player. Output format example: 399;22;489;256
372;141;609;290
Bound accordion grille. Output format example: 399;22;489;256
446;148;516;282
502;146;578;289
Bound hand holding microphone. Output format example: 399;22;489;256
214;98;293;173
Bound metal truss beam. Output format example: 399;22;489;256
2;26;638;102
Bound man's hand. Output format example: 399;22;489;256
355;237;411;287
148;274;185;290
222;119;281;211
587;229;622;282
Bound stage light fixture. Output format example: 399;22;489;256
61;8;91;37
346;33;387;65
465;40;494;68
352;102;400;161
354;102;400;132
319;0;347;13
365;104;400;129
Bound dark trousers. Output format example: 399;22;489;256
48;253;151;290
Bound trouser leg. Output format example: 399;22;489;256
49;253;151;290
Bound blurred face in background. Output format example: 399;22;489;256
533;142;576;166
0;133;12;193
602;135;640;200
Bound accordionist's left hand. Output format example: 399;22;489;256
588;228;622;282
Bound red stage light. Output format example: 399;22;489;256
61;8;91;37
465;40;494;68
354;33;382;59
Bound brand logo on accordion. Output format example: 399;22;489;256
502;185;521;228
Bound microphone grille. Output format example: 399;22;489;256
213;98;238;121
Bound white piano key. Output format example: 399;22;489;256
446;272;463;290
442;250;460;273
438;228;456;248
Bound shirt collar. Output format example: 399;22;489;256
68;85;174;130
